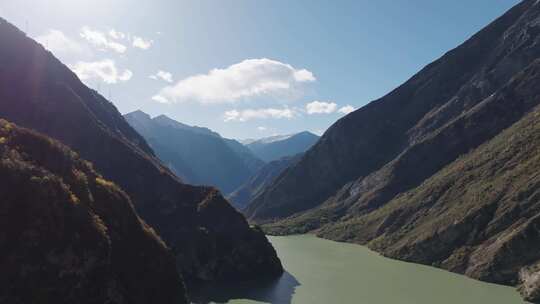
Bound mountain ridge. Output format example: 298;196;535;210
246;131;319;162
228;153;303;211
0;119;188;304
0;16;282;297
124;110;264;193
246;0;540;222
246;0;540;302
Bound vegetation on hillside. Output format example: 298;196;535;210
0;119;187;304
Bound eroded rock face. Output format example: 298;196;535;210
519;263;540;302
0;120;187;304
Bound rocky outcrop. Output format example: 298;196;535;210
520;262;540;302
0;17;282;293
0;120;187;304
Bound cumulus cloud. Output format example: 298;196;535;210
152;58;316;104
35;29;89;56
150;70;173;83
133;36;153;49
71;59;132;84
338;105;356;114
223;107;298;122
306;101;338;114
80;26;127;53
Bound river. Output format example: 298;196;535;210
196;234;527;304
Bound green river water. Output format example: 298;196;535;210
198;235;527;304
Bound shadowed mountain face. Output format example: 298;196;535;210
228;154;303;211
248;0;540;302
124;111;263;194
246;132;319;162
0;120;187;304
0;17;282;293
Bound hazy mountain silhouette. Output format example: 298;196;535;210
125;110;264;194
246;132;319;162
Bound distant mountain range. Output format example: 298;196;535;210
247;1;540;302
125;110;319;197
0;17;281;303
246;132;319;162
124;110;264;194
228;153;303;210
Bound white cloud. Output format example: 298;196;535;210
80;26;127;53
108;29;126;40
150;70;173;83
294;69;316;82
152;95;169;103
306;101;338;114
153;58;316;104
35;29;89;56
223;107;298;122
71;59;132;84
338;105;356;114
133;36;153;49
257;126;268;131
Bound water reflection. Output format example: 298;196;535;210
191;271;300;304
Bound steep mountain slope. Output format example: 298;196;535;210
0;120;187;304
228;154;303;211
0;17;282;291
246;132;319;162
123;111;197;182
223;138;265;174
247;0;540;222
295;102;540;303
124;111;263;193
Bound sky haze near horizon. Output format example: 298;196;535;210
0;0;520;139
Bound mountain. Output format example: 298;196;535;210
245;0;540;301
246;132;319;162
0;16;282;295
223;137;266;174
228;154;303;210
124;111;264;193
0;120;187;304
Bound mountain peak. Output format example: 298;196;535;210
124;110;152;121
153;114;188;127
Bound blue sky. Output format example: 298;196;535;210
1;0;519;139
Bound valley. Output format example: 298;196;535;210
202;235;527;304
